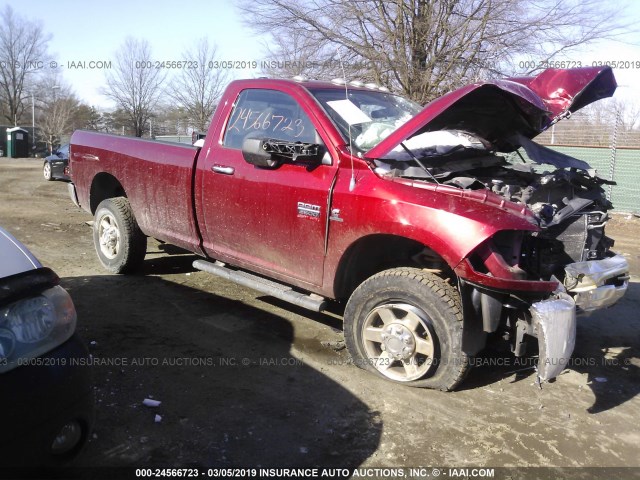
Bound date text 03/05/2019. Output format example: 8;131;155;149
134;467;496;478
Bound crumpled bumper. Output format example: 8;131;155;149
530;254;629;382
531;293;577;382
564;254;629;312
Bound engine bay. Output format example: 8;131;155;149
373;130;618;281
374;130;614;226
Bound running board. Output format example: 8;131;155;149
192;259;327;312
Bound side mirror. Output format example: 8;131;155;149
242;136;326;168
241;137;280;168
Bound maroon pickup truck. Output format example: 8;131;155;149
69;67;629;390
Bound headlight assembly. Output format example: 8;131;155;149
0;285;77;373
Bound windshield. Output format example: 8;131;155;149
308;88;421;152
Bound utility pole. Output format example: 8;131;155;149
32;93;35;149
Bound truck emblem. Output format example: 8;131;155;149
297;202;321;218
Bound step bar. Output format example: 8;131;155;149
193;259;327;312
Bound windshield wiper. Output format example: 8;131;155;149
399;142;440;185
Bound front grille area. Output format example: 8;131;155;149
543;214;589;263
522;211;613;279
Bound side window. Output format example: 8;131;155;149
223;89;317;150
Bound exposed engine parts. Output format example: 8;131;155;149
375;131;622;287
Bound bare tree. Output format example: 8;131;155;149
260;30;355;80
167;38;228;132
104;37;166;137
38;97;77;152
34;71;76;152
238;0;631;104
0;5;51;124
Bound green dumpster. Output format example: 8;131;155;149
6;127;29;158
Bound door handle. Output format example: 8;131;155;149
212;165;235;175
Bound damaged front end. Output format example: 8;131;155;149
437;142;630;381
362;67;629;383
404;137;630;382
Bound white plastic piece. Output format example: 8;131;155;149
154;414;162;423
387;130;485;160
531;294;576;382
326;99;371;125
143;398;161;407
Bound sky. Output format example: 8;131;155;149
5;0;267;107
3;0;640;110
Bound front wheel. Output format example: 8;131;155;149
93;197;146;273
343;267;470;391
43;162;52;181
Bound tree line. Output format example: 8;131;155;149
0;1;636;154
0;6;228;153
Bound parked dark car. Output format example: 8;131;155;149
43;144;70;181
0;226;93;467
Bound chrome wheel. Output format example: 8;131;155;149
43;162;52;180
361;303;437;382
97;213;120;259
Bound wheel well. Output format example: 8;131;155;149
89;173;126;214
333;234;450;301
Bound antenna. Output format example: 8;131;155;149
337;47;356;192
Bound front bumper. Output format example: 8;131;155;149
529;254;629;382
0;333;94;467
531;294;577;382
564;254;629;312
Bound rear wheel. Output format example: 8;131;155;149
43;162;52;181
344;267;469;391
93;197;146;273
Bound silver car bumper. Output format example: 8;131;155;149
531;294;577;382
564;255;629;312
530;255;629;382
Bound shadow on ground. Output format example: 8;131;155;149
63;272;381;468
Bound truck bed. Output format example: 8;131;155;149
70;131;203;253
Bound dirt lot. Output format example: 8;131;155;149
1;158;639;477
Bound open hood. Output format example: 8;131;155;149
365;67;616;159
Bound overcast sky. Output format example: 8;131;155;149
6;0;640;109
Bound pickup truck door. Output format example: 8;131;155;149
198;88;337;287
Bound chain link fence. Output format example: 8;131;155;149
534;111;639;214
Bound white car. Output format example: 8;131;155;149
0;227;94;467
